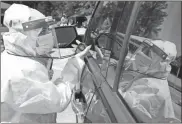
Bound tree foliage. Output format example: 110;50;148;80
4;1;96;17
115;1;168;39
87;1;168;39
35;1;96;17
133;1;168;39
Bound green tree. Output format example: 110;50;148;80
101;1;168;39
37;1;96;17
133;1;168;39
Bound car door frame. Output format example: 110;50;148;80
82;1;142;123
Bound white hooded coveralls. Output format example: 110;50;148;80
1;4;84;123
120;40;179;123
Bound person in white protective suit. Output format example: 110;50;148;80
1;4;91;123
119;40;180;123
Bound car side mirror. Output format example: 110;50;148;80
53;26;78;48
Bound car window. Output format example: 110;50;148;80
115;1;179;122
85;1;118;45
112;32;140;60
170;64;179;76
105;2;135;88
129;43;138;54
116;1;171;90
81;66;111;123
82;2;120;122
141;45;152;58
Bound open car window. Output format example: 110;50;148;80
82;1;181;123
82;2;121;122
85;1;118;45
114;1;182;123
105;2;135;88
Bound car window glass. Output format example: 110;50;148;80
106;2;135;88
82;2;118;122
81;67;111;123
85;1;118;46
117;1;171;90
116;2;178;122
141;46;152;58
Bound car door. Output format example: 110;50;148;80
81;1;141;123
107;1;182;123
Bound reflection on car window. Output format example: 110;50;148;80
129;42;139;54
116;2;179;123
115;1;171;90
81;67;111;123
141;46;152;58
111;2;134;60
104;2;135;88
85;1;118;45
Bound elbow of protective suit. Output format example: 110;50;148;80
3;56;85;115
6;79;72;114
14;57;84;114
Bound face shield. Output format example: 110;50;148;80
27;22;55;57
3;4;68;59
2;4;50;57
21;13;57;57
3;4;90;61
151;40;177;63
130;39;177;79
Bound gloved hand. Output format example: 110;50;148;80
71;88;87;122
56;41;91;91
71;40;91;60
71;40;103;60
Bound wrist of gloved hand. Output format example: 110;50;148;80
71;89;87;117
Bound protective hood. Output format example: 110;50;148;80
146;40;177;79
130;39;177;79
152;40;177;62
2;4;46;56
120;40;178;122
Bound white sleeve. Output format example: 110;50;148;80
7;57;85;114
8;73;72;114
